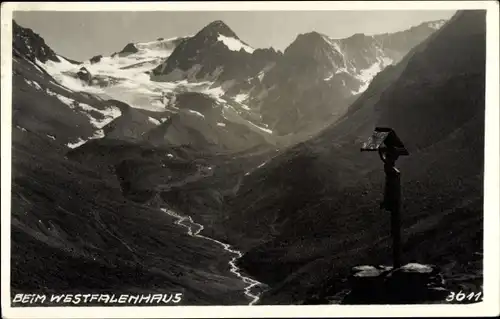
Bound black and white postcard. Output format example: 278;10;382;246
1;1;499;318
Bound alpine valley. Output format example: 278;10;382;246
10;10;485;305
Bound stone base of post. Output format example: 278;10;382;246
341;263;450;304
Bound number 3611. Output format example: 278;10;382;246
445;291;483;302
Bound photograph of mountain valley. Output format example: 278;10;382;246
8;7;487;307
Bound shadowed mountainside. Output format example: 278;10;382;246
196;10;485;304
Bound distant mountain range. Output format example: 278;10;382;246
12;18;445;153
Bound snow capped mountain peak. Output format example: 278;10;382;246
199;20;238;39
150;19;266;84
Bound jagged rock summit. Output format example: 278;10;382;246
12;20;61;63
198;19;241;39
150;20;280;83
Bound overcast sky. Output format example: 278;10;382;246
13;10;456;61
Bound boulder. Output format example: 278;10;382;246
90;54;103;64
120;43;139;54
76;67;92;83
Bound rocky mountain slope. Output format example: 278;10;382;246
215;10;484;304
17;23;279;154
11;24;260;303
10;20;279;304
12;21;124;150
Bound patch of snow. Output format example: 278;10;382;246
204;86;226;102
234;93;249;103
151;100;165;109
217;34;254;54
36;54;180;112
400;263;434;273
148;117;161;125
167;153;174;158
66;128;106;149
323;37;355;75
335;67;349;75
187;109;205;118
331;41;342;54
428;20;446;30
257;72;265;82
91;129;105;139
217;122;226;127
75;102;121;128
246;120;273;134
353;268;383;277
382;57;393;66
324;74;334;81
24;78;43;91
352;265;377;272
16;125;27;132
27;58;48;74
55;94;76;108
46;134;56;140
32;39;267;119
48;90;121;129
351;57;393;95
66;138;86;149
257;162;267;168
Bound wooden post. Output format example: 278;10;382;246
362;128;408;270
381;149;402;269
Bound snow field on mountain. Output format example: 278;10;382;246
217;34;255;54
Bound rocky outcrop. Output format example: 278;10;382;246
120;43;139;54
12;20;60;63
90;54;103;64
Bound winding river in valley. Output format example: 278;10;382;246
160;208;266;305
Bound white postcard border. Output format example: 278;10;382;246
1;1;499;318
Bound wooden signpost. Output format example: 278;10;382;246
361;127;409;269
